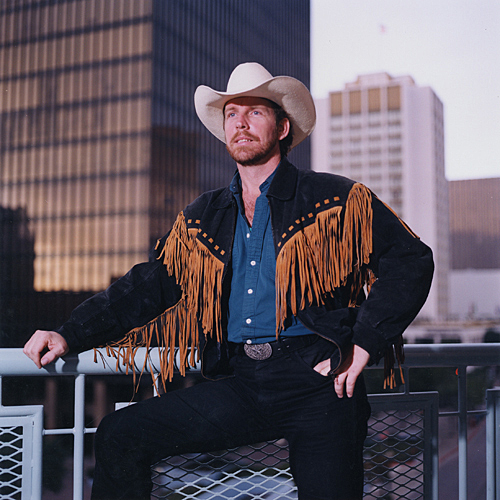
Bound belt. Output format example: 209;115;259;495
234;335;318;361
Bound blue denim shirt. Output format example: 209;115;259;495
228;166;312;344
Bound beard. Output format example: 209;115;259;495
226;130;280;166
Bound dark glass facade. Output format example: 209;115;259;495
0;0;310;344
151;0;311;193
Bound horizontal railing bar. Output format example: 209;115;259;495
0;348;200;376
440;409;488;418
43;428;75;436
43;427;97;436
1;344;499;377
394;343;500;367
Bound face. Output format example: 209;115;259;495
223;97;289;167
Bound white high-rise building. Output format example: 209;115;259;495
312;73;448;321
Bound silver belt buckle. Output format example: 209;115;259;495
243;343;272;360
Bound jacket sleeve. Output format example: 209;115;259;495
351;195;434;365
56;236;182;353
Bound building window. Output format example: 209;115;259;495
368;88;381;113
349;90;361;114
387;85;401;110
388;146;402;155
330;92;342;116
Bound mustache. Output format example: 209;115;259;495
230;132;258;144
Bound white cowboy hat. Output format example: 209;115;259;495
194;62;316;150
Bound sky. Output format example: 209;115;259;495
310;0;500;181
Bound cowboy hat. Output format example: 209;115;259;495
194;62;316;150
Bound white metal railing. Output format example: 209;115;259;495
0;344;499;500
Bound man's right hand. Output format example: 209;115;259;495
23;330;69;369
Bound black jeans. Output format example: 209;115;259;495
91;336;371;500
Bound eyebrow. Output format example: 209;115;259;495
224;103;269;114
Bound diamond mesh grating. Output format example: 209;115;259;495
0;426;24;500
1;405;43;500
151;439;297;499
363;409;425;499
151;394;437;500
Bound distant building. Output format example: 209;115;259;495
312;73;448;320
449;178;500;270
0;207;34;346
448;177;500;320
0;0;311;292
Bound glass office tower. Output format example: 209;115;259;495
0;0;310;302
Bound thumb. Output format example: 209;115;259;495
40;347;63;367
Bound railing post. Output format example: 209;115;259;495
486;388;500;500
457;365;468;500
74;374;86;500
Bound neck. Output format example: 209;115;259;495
237;155;281;227
237;154;281;196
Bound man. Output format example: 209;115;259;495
24;62;434;500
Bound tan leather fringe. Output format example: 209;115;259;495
275;183;373;332
383;335;405;389
100;212;224;388
99;184;404;391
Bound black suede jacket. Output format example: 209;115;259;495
58;159;434;381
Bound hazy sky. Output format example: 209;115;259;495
310;0;500;180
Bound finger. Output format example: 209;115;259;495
24;331;51;369
41;349;61;367
345;371;360;398
313;359;331;376
334;373;346;398
25;350;43;369
23;342;44;369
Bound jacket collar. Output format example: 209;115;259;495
211;157;298;210
267;157;297;201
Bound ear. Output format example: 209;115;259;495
278;118;290;141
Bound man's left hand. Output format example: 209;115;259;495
313;344;371;398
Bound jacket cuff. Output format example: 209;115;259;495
55;324;88;354
351;322;389;366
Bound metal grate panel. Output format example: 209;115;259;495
151;392;439;499
0;406;43;500
151;439;297;499
486;388;500;500
364;392;439;499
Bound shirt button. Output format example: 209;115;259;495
246;318;252;324
246;339;252;344
247;289;253;294
246;232;250;238
250;260;256;266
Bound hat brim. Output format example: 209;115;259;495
194;75;316;150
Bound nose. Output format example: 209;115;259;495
236;116;248;129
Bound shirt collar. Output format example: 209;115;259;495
229;162;280;197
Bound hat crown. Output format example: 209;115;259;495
194;62;316;150
226;62;273;93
